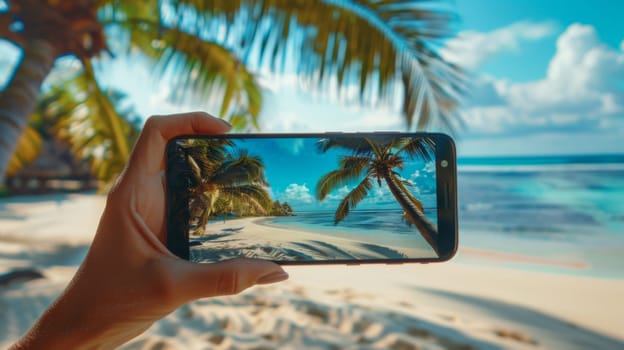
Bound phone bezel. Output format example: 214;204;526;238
166;132;458;264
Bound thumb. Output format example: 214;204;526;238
176;258;289;300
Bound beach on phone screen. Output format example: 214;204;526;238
175;136;441;262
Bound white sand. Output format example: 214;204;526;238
189;217;435;262
1;194;623;349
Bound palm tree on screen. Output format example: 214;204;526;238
316;136;439;255
0;0;464;186
182;139;271;236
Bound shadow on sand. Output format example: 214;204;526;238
407;286;623;349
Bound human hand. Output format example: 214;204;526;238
11;112;289;349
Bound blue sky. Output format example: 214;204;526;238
215;137;437;213
1;1;622;157
440;0;624;155
455;0;623;81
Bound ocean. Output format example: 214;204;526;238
269;154;624;278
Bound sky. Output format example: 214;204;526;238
184;137;437;213
444;0;624;156
0;1;622;157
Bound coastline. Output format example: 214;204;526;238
1;193;623;349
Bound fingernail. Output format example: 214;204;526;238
218;118;232;129
257;271;289;284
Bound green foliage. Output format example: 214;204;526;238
270;200;294;216
316;136;431;224
39;64;140;187
5;125;43;177
160;0;465;130
3;0;463;193
183;140;272;234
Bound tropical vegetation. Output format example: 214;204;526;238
0;0;463;188
315;136;440;255
270;200;294;217
180;139;272;236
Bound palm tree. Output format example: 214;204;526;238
4;72;140;187
0;0;463;185
182;139;271;236
316;136;440;255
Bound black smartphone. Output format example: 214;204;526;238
166;133;458;264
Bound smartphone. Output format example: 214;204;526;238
166;133;458;264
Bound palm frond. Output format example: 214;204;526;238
102;14;263;130
220;183;272;213
5;125;43;176
168;0;465;130
183;138;233;177
316;155;369;200
43;64;138;186
316;137;375;155
397;137;435;162
334;176;373;224
209;151;268;186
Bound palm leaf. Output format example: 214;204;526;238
397;137;435;162
316;155;369;200
100;13;263;130
5;125;43;176
184;138;233;177
334;176;373;224
209;151;268;186
43;65;138;186
168;0;465;130
220;184;272;214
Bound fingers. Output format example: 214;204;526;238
127;112;232;177
176;258;289;300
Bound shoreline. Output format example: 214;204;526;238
223;216;615;279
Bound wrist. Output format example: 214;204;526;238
10;297;103;349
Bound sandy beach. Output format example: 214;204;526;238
190;217;435;263
1;193;623;349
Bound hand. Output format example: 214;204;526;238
11;112;289;349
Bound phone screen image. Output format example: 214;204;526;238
166;133;457;264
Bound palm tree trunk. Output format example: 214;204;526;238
0;39;56;183
383;173;440;256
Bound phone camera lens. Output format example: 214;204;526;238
441;160;448;168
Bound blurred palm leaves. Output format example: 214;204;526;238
7;64;141;187
156;0;465;129
46;63;141;185
2;0;463;186
5;126;43;177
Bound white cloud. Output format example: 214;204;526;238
368;184;393;204
282;183;314;203
423;161;436;174
462;23;624;136
442;21;557;69
327;185;352;201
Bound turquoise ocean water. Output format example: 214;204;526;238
269;154;624;278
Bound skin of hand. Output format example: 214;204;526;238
11;112;289;349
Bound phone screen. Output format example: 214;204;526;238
166;133;457;264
